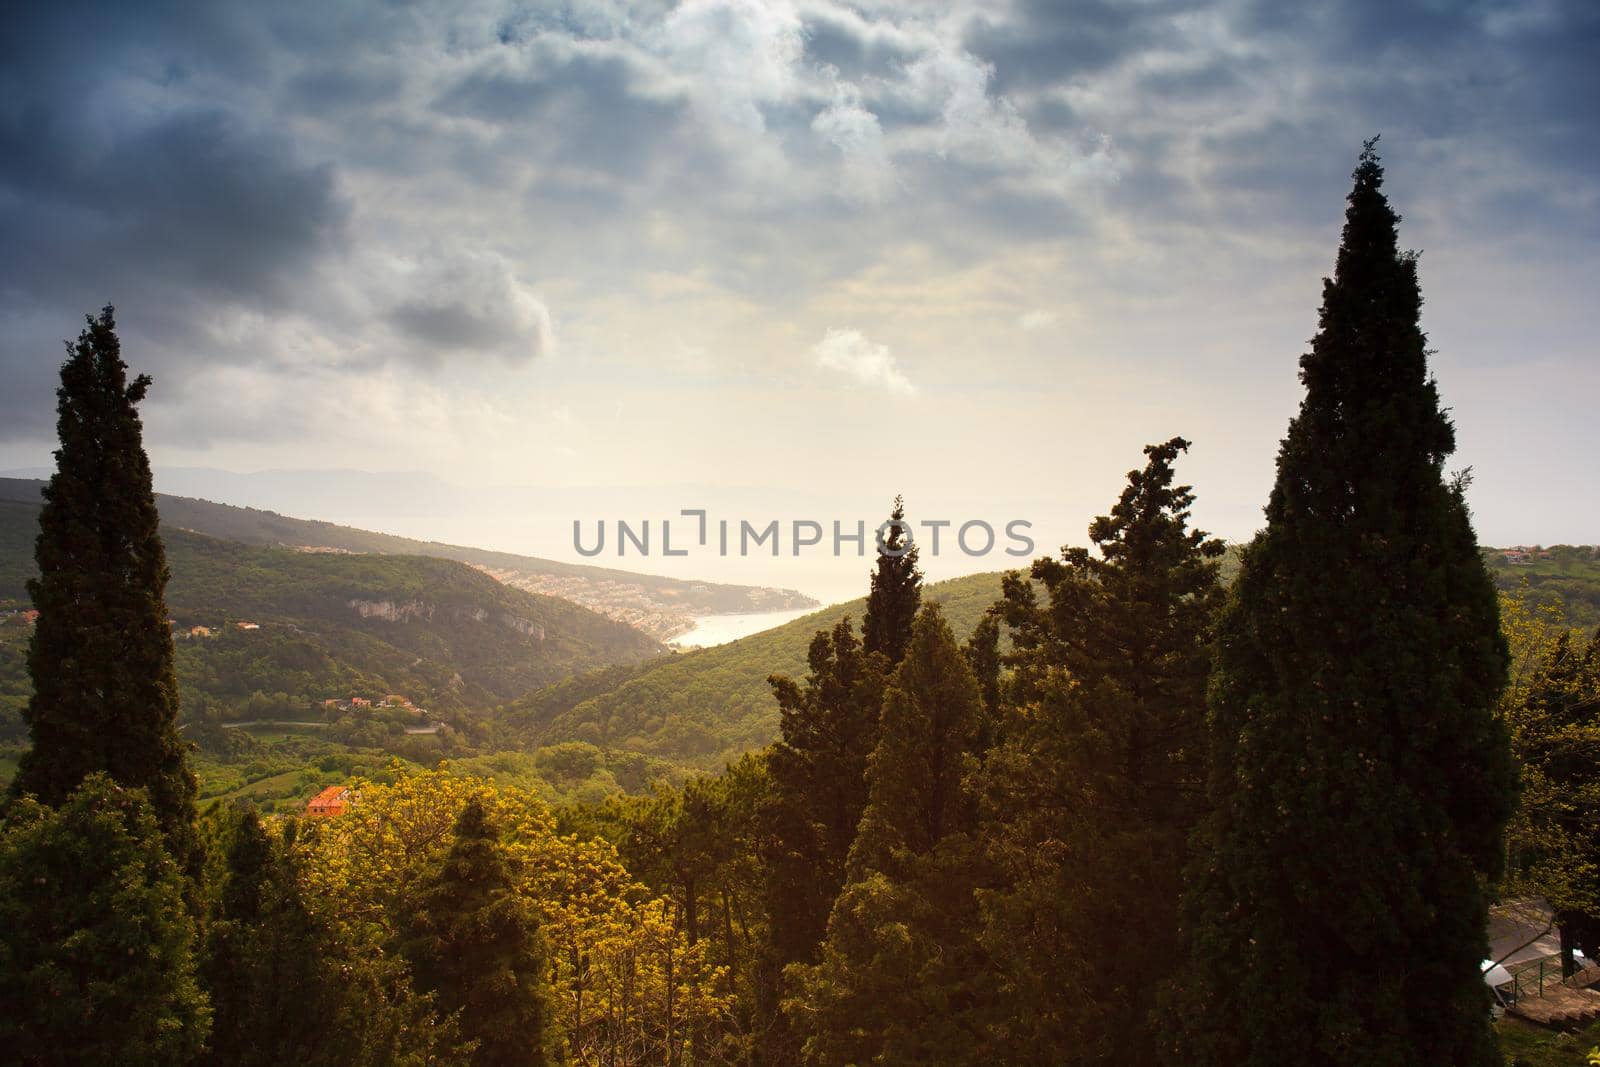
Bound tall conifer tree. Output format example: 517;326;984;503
1179;142;1516;1065
12;307;198;872
794;604;993;1066
404;797;562;1067
0;775;209;1063
757;619;887;1065
203;812;330;1066
982;438;1224;1065
862;496;921;666
202;812;421;1066
763;620;887;964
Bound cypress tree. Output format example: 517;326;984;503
1179;141;1516;1065
0;774;210;1064
981;438;1224;1065
794;604;992;1066
11;307;198;873
202;812;369;1066
757;619;887;1064
404;797;562;1067
862;495;921;666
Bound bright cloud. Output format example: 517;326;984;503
813;86;897;204
812;328;915;395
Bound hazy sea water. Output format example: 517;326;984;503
668;607;819;648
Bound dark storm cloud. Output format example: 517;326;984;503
963;0;1207;93
0;104;348;439
1003;0;1600;247
1;111;347;307
0;1;354;440
799;9;916;80
285;66;408;115
390;301;523;354
435;45;690;175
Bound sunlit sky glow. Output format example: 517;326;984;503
2;0;1595;601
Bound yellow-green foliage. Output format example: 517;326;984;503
299;765;735;1064
1485;546;1600;628
1499;584;1600;919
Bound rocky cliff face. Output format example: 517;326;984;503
348;598;434;622
347;598;544;639
499;614;545;639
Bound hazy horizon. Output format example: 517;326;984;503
7;458;1590;609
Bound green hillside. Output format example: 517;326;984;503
0;500;662;745
511;570;1011;769
166;528;662;700
1483;545;1600;628
512;545;1600;771
0;478;815;621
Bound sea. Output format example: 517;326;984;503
668;607;820;648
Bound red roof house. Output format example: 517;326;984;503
306;786;351;817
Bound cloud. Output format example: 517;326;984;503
0;99;350;439
812;328;915;395
0;0;1594;492
812;86;897;204
385;248;556;365
886;36;1123;200
655;0;806;135
962;0;1199;94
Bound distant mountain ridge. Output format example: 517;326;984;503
0;478;816;640
0;495;665;738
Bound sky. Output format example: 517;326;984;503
1;0;1596;603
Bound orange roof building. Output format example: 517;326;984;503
306;786;350;817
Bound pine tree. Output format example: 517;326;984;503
962;615;1002;730
0;774;210;1064
794;604;993;1066
1179;141;1516;1065
981;438;1224;1065
757;619;887;1064
404;797;562;1067
204;811;320;1066
11;307;199;874
202;811;425;1066
862;495;921;666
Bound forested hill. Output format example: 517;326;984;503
509;547;1600;771
1482;545;1600;627
507;570;1008;769
0;498;663;725
0;478;816;640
